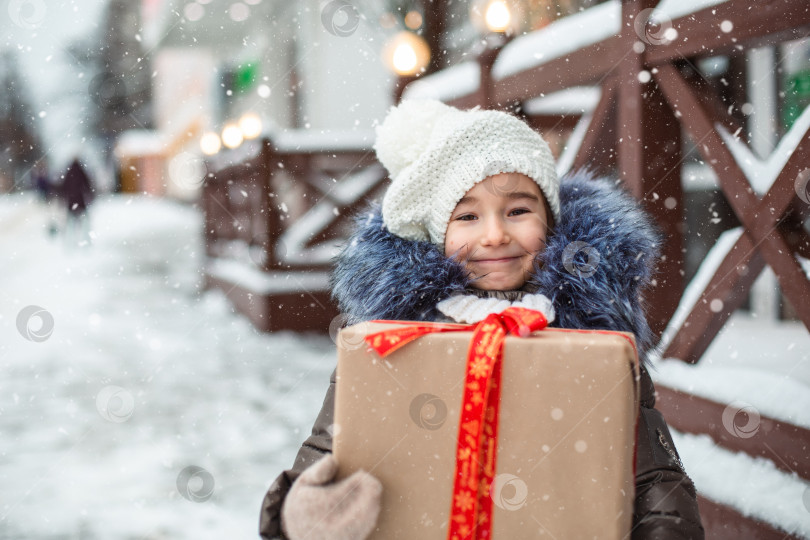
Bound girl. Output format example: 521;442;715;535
259;100;704;540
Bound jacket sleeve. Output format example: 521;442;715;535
632;364;705;539
259;368;336;540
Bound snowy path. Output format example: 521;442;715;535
0;194;336;539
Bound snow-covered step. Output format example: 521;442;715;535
655;381;810;482
673;429;810;538
652;311;810;424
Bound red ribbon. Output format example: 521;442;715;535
365;307;549;540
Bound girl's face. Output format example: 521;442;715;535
444;173;549;291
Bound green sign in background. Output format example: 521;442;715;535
783;69;810;129
233;61;258;93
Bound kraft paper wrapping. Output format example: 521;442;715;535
333;321;639;539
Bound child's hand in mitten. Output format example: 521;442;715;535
281;454;382;540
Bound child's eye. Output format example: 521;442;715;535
456;214;476;221
509;208;530;216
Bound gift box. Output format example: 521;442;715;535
334;309;639;540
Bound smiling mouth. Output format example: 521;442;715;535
473;257;519;264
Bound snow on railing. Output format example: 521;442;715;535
206;258;331;294
522;86;600;115
401;0;733;106
277;164;386;266
492;1;621;81
401;61;480;102
270;128;375;153
653;226;744;361
716;104;810;196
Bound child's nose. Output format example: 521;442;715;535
481;219;509;245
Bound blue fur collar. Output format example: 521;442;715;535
330;170;663;365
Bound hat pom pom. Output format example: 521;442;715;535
374;99;454;178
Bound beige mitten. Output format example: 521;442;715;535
281;454;383;540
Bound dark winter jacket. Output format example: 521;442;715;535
259;170;705;539
60;159;94;216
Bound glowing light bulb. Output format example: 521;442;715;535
200;131;222;155
239;113;262;139
383;31;430;76
222;123;243;149
485;0;511;32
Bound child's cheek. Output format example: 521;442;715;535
444;237;459;258
444;224;457;258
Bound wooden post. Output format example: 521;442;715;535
572;77;618;173
478;35;508;110
261;138;283;272
420;0;448;75
393;75;418;104
617;0;684;338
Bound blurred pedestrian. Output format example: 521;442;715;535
33;160;52;202
32;160;60;237
60;157;95;248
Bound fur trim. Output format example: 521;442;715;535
330;170;663;366
530;171;663;365
329;210;469;324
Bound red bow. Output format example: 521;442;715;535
365;307;549;540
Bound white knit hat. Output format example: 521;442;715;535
374;99;559;246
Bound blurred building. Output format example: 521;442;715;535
0;51;43;193
115;0;398;200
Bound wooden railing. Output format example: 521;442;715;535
202;133;387;332
408;0;810;352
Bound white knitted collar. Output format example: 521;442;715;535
436;290;555;325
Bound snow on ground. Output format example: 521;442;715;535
0;194;336;539
2;193;809;538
